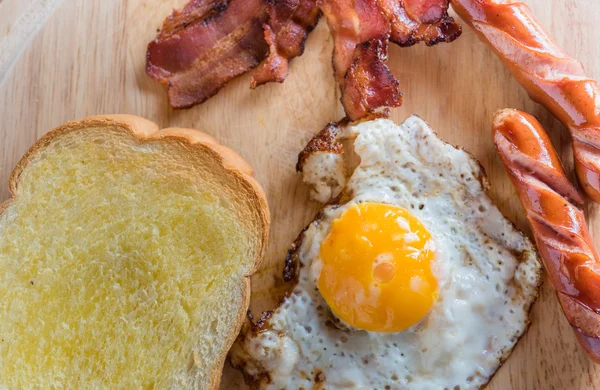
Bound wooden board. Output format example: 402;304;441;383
1;0;599;388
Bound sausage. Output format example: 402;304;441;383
493;108;600;362
452;0;600;203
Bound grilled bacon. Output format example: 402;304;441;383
250;0;321;88
146;0;461;119
341;39;402;120
319;0;403;119
378;0;461;46
146;0;269;109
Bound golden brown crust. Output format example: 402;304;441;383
283;225;309;283
296;121;347;172
1;114;270;389
296;115;383;174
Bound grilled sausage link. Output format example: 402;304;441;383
452;0;600;202
493;108;600;362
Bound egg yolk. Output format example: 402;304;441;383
318;202;438;333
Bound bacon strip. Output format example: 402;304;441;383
146;0;461;117
319;0;402;120
342;39;402;120
250;0;322;88
319;0;389;84
378;0;462;46
146;0;269;109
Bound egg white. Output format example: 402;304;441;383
231;117;542;390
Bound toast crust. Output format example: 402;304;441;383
1;114;270;390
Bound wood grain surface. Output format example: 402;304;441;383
1;0;599;388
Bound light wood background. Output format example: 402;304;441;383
1;0;599;388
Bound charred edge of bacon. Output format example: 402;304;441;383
250;0;322;89
383;0;462;47
157;0;227;38
341;38;402;121
423;16;462;46
250;24;289;88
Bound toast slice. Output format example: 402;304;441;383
0;115;269;389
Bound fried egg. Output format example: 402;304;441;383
230;117;542;389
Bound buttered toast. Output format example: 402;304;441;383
0;115;269;389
